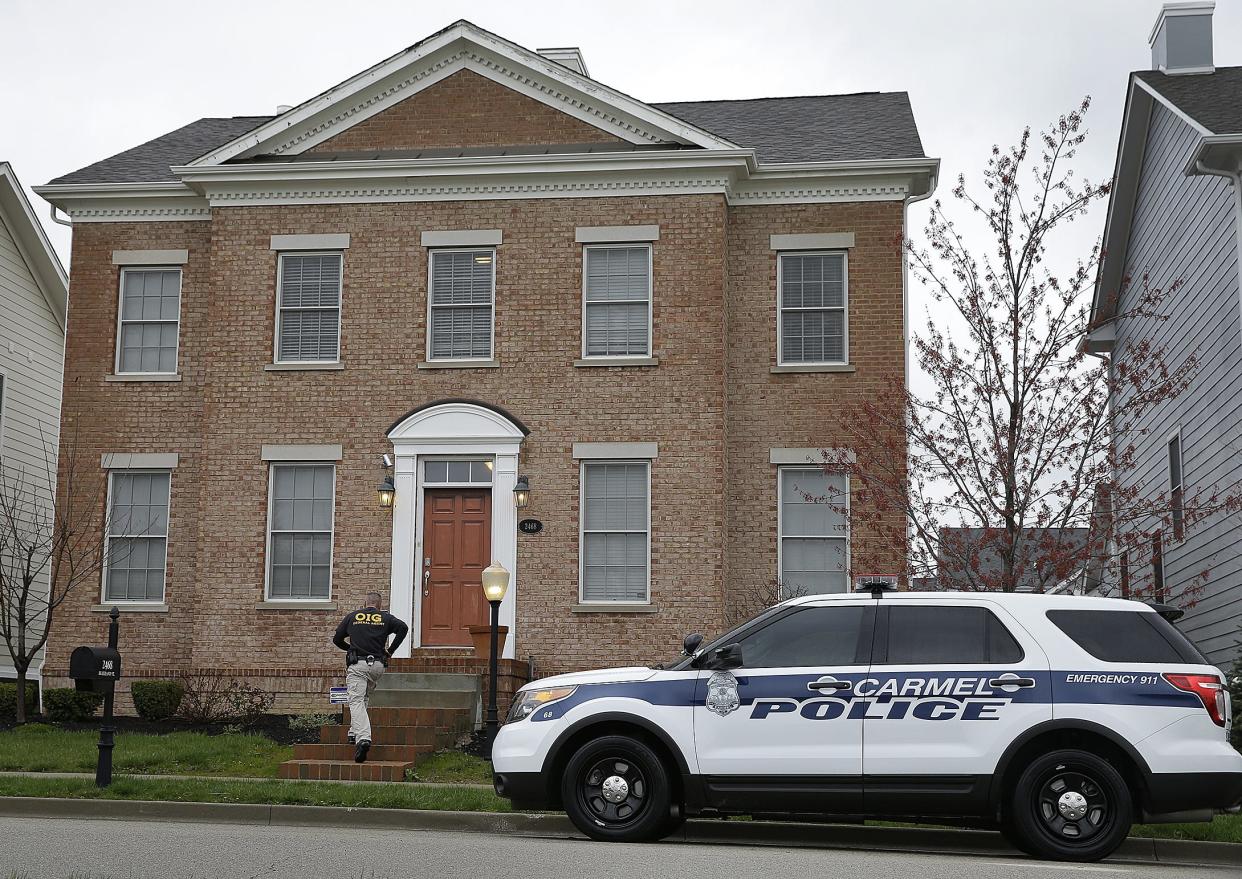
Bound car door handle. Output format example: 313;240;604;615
807;678;852;691
989;677;1036;688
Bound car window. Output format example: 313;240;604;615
881;605;1024;665
734;605;868;669
1046;609;1207;664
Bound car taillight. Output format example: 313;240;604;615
1164;673;1227;727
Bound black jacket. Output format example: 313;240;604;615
333;607;409;664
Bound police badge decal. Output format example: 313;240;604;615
705;670;741;716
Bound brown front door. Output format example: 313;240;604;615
420;488;492;646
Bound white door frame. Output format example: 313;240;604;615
387;402;524;659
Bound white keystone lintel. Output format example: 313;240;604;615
573;442;658;460
769;447;856;465
420;229;502;247
575;224;660;243
270;233;350;251
260;444;342;462
769;232;856;251
111;249;189;265
101;453;180;470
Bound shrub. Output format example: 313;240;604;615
131;680;185;721
43;688;102;723
0;682;39;719
178;675;275;724
288;712;335;741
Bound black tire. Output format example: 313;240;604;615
654;810;686;841
999;814;1038;856
560;735;673;842
1009;749;1133;862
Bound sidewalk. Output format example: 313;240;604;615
2;795;1238;868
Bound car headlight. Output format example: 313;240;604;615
506;686;577;723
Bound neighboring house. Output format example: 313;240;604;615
934;528;1090;593
0;162;69;686
33;20;936;708
1087;2;1242;664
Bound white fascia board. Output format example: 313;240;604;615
33;181;210;224
0;163;68;329
188;22;739;168
1132;76;1212;137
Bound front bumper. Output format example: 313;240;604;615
1146;771;1242;814
492;771;552;810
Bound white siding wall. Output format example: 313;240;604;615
0;210;65;682
1113;101;1242;665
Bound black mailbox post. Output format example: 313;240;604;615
70;607;121;787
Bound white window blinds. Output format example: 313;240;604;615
581;462;650;602
429;250;494;360
277;253;342;362
584;245;651;357
779;468;849;595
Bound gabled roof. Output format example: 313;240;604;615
1135;66;1242;135
0;163;67;330
46;20;926;186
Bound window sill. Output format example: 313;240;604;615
93;603;168;613
255;600;339;611
417;359;500;370
574;357;659;368
105;373;181;383
770;363;856;374
572;603;658;614
265;361;344;372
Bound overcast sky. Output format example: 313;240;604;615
4;0;1240;277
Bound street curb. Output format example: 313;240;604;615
1;798;1238;867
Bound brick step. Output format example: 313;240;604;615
344;706;474;729
294;743;433;762
320;724;446;746
369;688;477;709
278;759;414;782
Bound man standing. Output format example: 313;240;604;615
333;592;409;763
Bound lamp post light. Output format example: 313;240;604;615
480;561;510;756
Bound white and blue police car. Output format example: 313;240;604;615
491;587;1242;861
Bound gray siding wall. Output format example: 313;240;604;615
0;209;65;682
1113;101;1242;666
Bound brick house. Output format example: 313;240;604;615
34;21;936;711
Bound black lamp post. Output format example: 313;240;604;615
480;561;510;757
97;607;120;788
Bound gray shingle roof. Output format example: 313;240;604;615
47;117;272;185
653;92;925;164
1135;66;1242;135
48;91;925;185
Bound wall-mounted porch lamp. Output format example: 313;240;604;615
513;475;530;509
377;476;396;509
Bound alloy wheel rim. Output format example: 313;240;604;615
1034;765;1111;844
580;756;649;827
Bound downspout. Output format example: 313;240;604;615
903;175;936;394
48;204;71;227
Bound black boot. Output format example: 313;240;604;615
354;741;371;763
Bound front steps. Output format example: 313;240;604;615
278;670;480;781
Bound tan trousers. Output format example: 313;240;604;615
346;659;385;744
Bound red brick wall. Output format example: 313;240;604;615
305;70;625;154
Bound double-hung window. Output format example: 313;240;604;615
276;252;342;363
580;461;650;603
428;249;494;361
778;467;849;595
104;471;171;602
1168;432;1184;541
266;463;335;600
116;268;181;374
583;244;652;358
778;251;847;365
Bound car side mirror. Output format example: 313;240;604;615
708;643;743;670
682;633;704;656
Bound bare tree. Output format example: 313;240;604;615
0;430;116;723
837;99;1241;600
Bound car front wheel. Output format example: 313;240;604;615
1010;749;1133;862
560;735;673;842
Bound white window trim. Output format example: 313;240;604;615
421;455;495;487
263;462;337;602
114;266;182;376
776;250;849;367
273;251;344;365
425;247;497;362
776;466;851;596
100;469;173;606
581;243;654;360
578;459;652;605
1167;426;1185;543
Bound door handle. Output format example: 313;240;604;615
989;677;1036;689
807;678;852;691
423;567;430;596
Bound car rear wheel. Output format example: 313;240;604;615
1010;749;1133;862
561;735;673;842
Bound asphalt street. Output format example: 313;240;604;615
1;816;1235;879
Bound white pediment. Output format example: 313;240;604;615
387;401;526;444
190;21;737;168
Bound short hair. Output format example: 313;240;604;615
365;591;382;608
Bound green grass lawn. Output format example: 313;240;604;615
409;750;493;784
0;724;291;778
1130;815;1242;844
0;774;509;811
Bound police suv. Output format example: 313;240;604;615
491;589;1242;861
